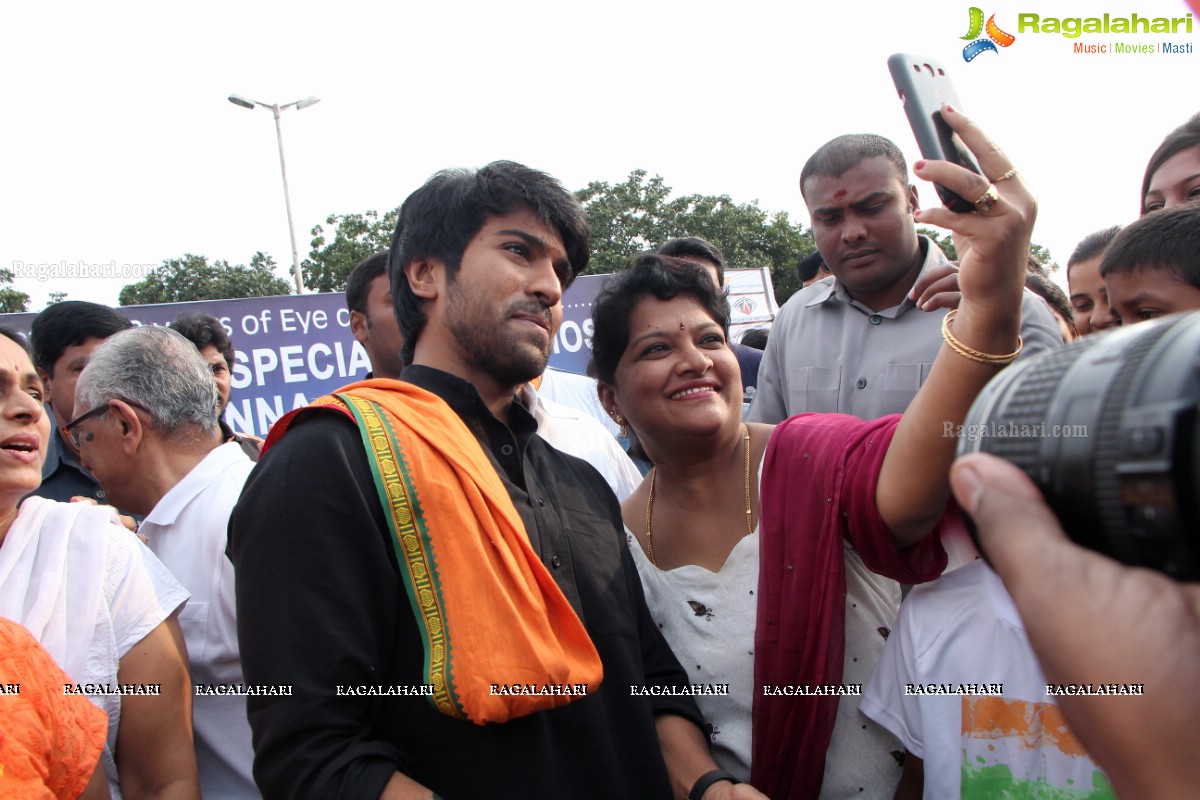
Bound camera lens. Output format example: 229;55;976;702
957;311;1200;580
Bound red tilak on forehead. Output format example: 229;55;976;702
834;189;847;200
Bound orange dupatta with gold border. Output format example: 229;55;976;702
265;379;603;724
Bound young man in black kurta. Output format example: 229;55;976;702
229;162;761;800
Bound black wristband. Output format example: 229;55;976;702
688;769;740;800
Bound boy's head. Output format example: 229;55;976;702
1101;204;1200;326
656;237;726;288
169;312;235;413
1024;271;1076;342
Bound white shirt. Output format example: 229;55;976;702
861;560;1116;798
140;441;259;800
537;367;621;437
522;384;643;501
749;238;1064;424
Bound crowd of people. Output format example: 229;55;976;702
0;106;1197;800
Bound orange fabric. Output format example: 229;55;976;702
0;618;107;799
305;379;602;724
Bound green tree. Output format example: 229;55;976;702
118;252;292;305
918;228;958;262
1029;242;1059;273
302;209;399;293
576;170;816;304
46;291;67;306
574;171;675;272
918;229;1058;273
0;268;30;313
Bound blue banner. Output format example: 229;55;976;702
0;269;772;438
1;277;607;438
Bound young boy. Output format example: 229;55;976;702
861;560;1117;798
1102;204;1200;326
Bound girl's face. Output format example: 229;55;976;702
1144;145;1200;215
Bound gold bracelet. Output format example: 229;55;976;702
941;309;1023;365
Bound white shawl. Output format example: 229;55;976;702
0;496;110;681
0;495;189;799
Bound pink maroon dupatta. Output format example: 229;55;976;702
750;413;953;799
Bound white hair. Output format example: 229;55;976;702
75;326;220;435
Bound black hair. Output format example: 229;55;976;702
1025;255;1048;278
389;161;590;366
800;134;908;199
169;312;235;368
1099;204;1200;289
346;251;389;315
0;325;32;359
589;254;730;388
30;301;132;376
1068;225;1123;269
1024;272;1074;327
740;328;769;350
1141;111;1200;215
656;237;726;286
796;250;826;283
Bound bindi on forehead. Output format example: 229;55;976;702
0;362;40;390
834;189;847;201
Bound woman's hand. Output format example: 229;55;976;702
912;105;1035;327
878;108;1037;546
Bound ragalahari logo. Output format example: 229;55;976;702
961;7;1016;61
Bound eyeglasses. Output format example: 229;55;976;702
64;399;150;449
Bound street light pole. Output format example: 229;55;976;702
268;105;304;294
228;94;321;294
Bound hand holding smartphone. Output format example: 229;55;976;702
887;53;983;213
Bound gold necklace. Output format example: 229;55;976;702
645;424;752;567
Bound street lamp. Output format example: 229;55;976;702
227;93;321;293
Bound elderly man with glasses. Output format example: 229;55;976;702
72;325;260;800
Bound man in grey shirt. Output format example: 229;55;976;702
749;134;1062;424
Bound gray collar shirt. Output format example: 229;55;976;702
747;236;1064;423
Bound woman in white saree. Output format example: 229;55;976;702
0;326;200;800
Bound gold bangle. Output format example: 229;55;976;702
941;309;1023;365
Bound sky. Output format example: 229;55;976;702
3;0;1196;309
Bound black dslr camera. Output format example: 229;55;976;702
958;312;1200;581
